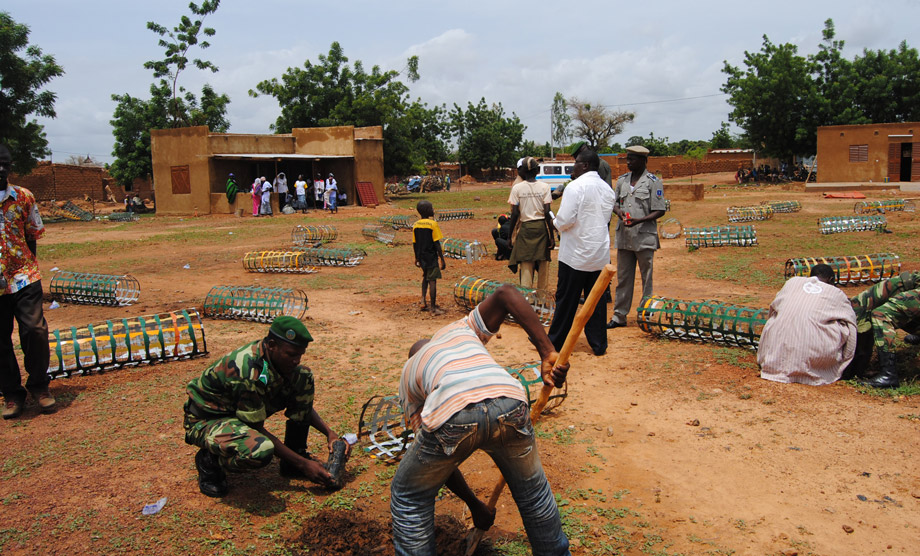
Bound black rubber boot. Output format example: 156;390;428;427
195;449;228;498
279;421;310;477
860;350;900;389
904;334;920;346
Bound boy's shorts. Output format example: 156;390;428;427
422;266;441;281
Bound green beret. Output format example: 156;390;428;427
269;316;313;347
571;141;587;156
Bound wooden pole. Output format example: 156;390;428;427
464;264;616;555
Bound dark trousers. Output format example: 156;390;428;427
1;281;50;402
547;262;607;355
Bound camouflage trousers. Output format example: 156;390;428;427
850;271;918;333
184;411;274;472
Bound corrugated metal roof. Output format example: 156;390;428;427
211;153;353;159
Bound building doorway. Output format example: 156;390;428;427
900;143;913;182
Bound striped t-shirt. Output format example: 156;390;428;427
399;306;527;432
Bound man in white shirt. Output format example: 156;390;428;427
547;149;616;356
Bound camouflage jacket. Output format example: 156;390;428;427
185;340;314;426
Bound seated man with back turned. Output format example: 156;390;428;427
390;285;571;556
183;316;347;497
757;264;857;386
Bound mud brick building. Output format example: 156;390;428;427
10;162;152;203
817;122;919;183
151;125;384;215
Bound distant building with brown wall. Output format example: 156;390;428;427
817;122;919;183
10;162;152;203
150;125;384;215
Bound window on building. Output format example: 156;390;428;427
848;145;868;163
171;165;191;194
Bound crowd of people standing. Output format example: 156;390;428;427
244;172;344;216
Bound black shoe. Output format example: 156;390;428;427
859;350;899;389
904;334;920;346
196;449;228;497
606;319;626;329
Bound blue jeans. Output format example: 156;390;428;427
390;397;569;556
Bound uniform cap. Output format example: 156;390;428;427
571;141;587;156
268;316;313;347
518;156;539;172
626;145;650;156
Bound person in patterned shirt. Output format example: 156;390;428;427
183;316;348;497
1;145;55;420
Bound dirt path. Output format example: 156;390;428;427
1;178;918;555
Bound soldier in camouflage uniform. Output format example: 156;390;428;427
183;316;348;497
844;271;920;388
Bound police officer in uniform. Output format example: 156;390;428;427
608;145;667;328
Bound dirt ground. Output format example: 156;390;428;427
1;173;919;555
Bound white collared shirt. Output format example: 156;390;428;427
553;170;616;271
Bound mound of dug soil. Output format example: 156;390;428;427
288;510;496;555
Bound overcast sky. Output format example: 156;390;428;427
6;0;920;164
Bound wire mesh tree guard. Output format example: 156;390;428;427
636;295;767;350
441;238;488;261
727;205;774;222
203;286;308;322
454;276;554;326
361;224;396;244
684;225;757;248
291;225;337;246
853;199;916;214
292;246;367;266
47;308;208;379
784;253;900;285
378;215;413;229
818;215;887;234
49;271;140;306
761;200;802;213
434;208;474;221
107;212;139;222
49;201;93;221
659;218;682;239
242;251;319;274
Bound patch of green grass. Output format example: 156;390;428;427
848;379;920;397
712;347;758;370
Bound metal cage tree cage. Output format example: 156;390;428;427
49;271;140;306
784;253;900;285
242;251;319;274
454;276;554;326
47;308;208;379
636;295;768;350
203;286;308;323
727;205;774;222
853;199;916;214
684;225;758;248
291;225;338;246
818;215;887;234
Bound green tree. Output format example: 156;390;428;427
518;140;552;158
710;122;734;149
110;2;229;186
851;41;920;122
567;97;634;150
449;98;525;176
0;11;64;174
144;0;221;127
722;35;815;160
550;92;571;154
722;19;920;160
251;42;442;176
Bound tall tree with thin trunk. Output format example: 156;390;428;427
567;97;634;150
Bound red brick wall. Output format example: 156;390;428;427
10;162;153;202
